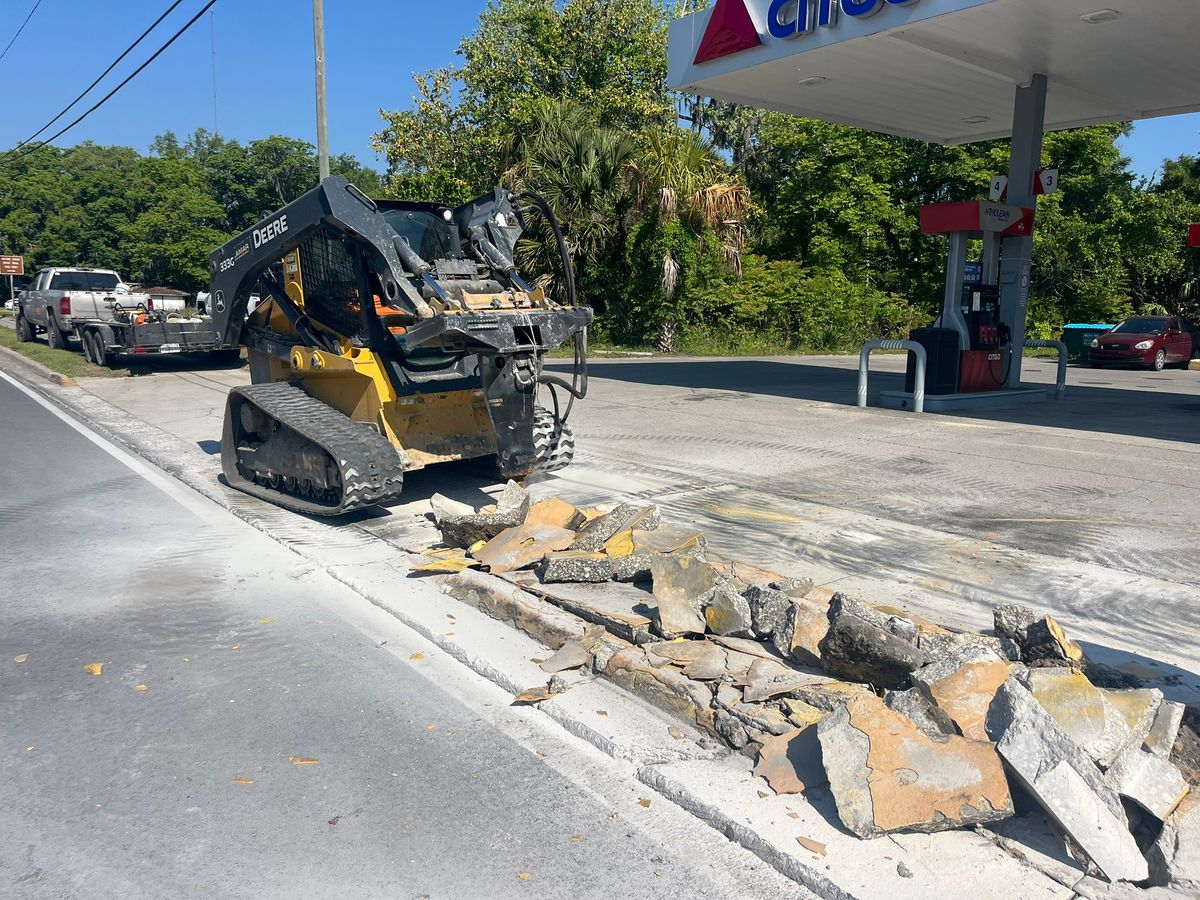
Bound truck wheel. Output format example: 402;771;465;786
89;332;110;367
46;321;67;350
15;312;33;342
81;331;95;363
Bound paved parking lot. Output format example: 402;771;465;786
78;352;1200;701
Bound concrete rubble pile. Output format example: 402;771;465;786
423;485;1200;890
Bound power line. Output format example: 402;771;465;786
1;0;219;168
2;0;188;160
0;0;44;65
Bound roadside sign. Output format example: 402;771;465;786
1036;168;1059;195
0;255;23;275
988;176;1008;202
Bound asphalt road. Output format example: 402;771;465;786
0;375;803;900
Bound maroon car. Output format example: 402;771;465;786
1089;316;1199;370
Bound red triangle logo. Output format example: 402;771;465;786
693;0;762;64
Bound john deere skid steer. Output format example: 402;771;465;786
207;176;591;515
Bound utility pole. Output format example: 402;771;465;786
312;0;330;182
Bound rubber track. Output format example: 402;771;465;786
225;382;405;516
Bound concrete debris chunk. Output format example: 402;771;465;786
779;697;825;728
714;709;750;749
649;555;715;638
704;578;754;638
884;688;955;738
743;584;793;640
473;523;575;574
732;702;793;736
818;693;1013;838
1101;687;1165;758
910;643;1009;742
1148;795;1200;892
438;480;530;548
571;503;660;552
525;496;586;531
1143;700;1185;759
1023;668;1132;767
632;528;706;557
985;677;1148;883
994;604;1087;667
430;493;475;523
754;726;825;794
539;640;592;674
818;593;929;690
789;680;873;712
537;550;613;583
743;670;829;703
919;629;1021;663
768;576;815;598
770;597;828;668
682;648;728;681
1106;743;1189;822
709;634;787;662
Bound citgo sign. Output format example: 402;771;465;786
694;0;920;64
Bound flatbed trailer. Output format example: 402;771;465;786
75;317;239;366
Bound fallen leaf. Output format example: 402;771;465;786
787;811;800;819
231;645;240;651
410;652;425;660
26;746;34;752
667;726;685;740
655;871;663;877
289;757;320;765
517;872;531;881
231;777;254;785
82;663;103;676
757;790;769;799
132;684;148;692
529;658;545;665
535;749;546;758
446;613;456;620
468;539;487;555
259;617;275;624
412;557;480;574
796;836;827;857
569;834;583;842
596;709;608;717
183;657;190;662
638;798;651;808
425;724;438;732
445;632;456;637
513;686;554;704
14;653;28;664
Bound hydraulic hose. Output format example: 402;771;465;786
518;189;588;421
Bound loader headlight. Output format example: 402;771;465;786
1090;338;1100;348
1134;340;1153;350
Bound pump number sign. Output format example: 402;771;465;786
0;256;23;275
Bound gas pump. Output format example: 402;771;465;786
906;200;1035;394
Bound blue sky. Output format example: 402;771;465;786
0;0;1197;181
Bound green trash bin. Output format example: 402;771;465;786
1061;323;1114;363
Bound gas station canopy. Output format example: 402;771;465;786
668;0;1200;144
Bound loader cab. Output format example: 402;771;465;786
377;202;461;263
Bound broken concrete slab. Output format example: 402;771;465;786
473;523;575;574
1106;744;1189;821
632;528;706;556
571;503;660;552
994;604;1086;667
602;646;716;736
506;573;655;644
771;597;828;668
731;702;793;737
910;643;1009;742
768;576;816;599
709;634;787;662
682;649;728;681
754;726;825;794
438;480;530;548
540;640;592;674
743;584;793;641
986;677;1149;884
649;555;714;639
817;693;1013;838
537;550;613;583
818;593;929;690
779;697;825;728
525;496;586;531
1100;687;1164;755
919;629;1021;664
1023;668;1132;767
789;680;874;713
704;577;754;638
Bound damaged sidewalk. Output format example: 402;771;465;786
425;482;1200;898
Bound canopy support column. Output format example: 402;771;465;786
999;73;1047;388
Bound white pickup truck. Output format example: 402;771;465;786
15;267;152;348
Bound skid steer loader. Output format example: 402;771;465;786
207;176;591;515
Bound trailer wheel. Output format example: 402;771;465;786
81;330;96;363
90;332;111;368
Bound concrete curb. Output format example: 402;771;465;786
0;343;76;386
0;362;1073;900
